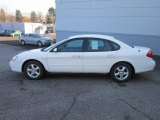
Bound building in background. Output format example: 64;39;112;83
44;24;56;33
0;22;47;34
56;0;160;55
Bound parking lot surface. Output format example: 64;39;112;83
0;40;160;120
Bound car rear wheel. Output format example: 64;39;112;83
23;61;45;80
110;63;133;82
21;40;25;45
37;41;42;47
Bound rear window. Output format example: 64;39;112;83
109;41;120;50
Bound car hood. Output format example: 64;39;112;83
17;48;44;58
23;48;42;54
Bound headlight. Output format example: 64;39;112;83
11;56;18;61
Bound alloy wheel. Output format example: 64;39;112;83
27;64;40;79
21;40;25;45
111;63;133;82
114;66;129;81
37;42;42;47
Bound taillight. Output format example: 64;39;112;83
147;50;153;58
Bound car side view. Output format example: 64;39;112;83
5;30;22;36
10;34;156;82
19;33;54;46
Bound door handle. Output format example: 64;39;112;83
107;54;116;58
72;55;81;59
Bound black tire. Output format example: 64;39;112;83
23;61;45;80
21;40;25;45
37;41;42;47
110;63;133;82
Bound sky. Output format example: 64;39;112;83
0;0;56;16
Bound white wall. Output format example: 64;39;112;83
56;0;160;55
24;23;44;34
56;0;160;36
0;22;46;34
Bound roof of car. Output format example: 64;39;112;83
68;34;115;40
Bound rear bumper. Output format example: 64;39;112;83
134;59;156;73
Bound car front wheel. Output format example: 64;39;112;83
110;63;133;82
21;40;25;45
37;41;42;47
23;61;45;80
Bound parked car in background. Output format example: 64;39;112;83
5;30;22;37
0;30;5;36
10;34;156;82
19;33;54;46
0;30;11;36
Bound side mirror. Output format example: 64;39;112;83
53;48;58;52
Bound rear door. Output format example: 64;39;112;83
83;38;119;73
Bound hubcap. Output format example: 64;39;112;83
38;42;42;46
27;64;40;78
114;66;129;81
21;41;25;45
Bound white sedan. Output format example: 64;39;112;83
10;34;156;82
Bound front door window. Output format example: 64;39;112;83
57;39;84;52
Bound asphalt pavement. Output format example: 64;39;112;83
0;41;160;120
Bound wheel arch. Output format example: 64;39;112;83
37;41;42;43
110;61;135;75
37;41;42;44
22;59;46;72
21;39;25;44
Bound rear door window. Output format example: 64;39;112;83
87;38;113;52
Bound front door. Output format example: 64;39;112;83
46;39;84;73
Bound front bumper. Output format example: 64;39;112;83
42;40;54;46
10;60;22;72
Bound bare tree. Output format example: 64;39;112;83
37;11;44;23
0;8;6;21
7;15;15;22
